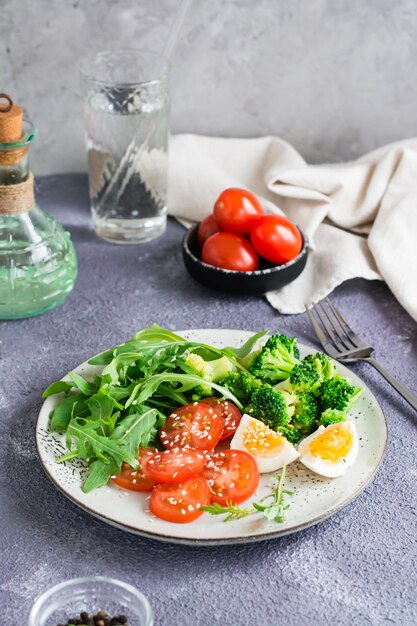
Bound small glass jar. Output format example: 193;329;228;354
28;576;153;626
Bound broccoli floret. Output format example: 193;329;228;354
184;353;234;381
292;391;320;434
221;371;264;405
248;333;301;383
248;385;294;429
279;352;336;394
319;376;361;412
277;426;302;445
181;353;235;400
319;408;347;428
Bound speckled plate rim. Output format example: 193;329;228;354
35;329;388;546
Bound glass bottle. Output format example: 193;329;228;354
0;95;77;319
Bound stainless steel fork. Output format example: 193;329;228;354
306;297;417;412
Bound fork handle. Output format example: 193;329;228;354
360;357;417;411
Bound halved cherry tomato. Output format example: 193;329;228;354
250;214;302;264
146;448;207;483
201;232;259;272
150;475;210;523
198;214;220;248
160;402;223;451
202;449;260;505
200;397;242;441
213;188;264;235
112;448;155;492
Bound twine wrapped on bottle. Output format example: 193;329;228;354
0;93;34;214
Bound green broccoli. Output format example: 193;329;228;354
277;352;336;394
277;426;302;445
220;370;264;405
248;333;301;383
319;376;361;412
292;391;320;434
247;385;294;430
319;408;347;428
181;353;235;400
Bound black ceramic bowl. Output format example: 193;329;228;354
182;223;309;295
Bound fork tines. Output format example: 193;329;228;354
306;297;371;360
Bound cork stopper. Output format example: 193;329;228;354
0;94;23;143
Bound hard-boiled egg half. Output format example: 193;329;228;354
298;421;358;478
230;414;300;473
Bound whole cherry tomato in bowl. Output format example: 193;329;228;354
213;188;264;235
197;214;220;247
250;214;302;265
201;232;259;272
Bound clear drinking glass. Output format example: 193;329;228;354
80;50;170;244
28;576;153;626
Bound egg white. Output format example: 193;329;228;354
230;413;300;473
298;421;358;478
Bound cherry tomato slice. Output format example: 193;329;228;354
250;214;302;265
146;448;208;483
201;232;259;272
160;402;224;451
200;397;242;441
213;188;264;235
150;475;210;523
202;449;260;505
112;448;155;492
198;214;220;248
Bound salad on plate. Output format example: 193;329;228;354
43;325;361;525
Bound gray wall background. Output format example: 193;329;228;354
1;0;417;175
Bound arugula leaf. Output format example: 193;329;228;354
126;373;244;409
223;330;268;360
60;418;138;467
82;457;121;493
133;323;185;343
68;372;97;396
110;408;164;457
42;380;74;398
81;407;164;493
50;394;89;432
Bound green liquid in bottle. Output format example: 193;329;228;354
0;211;77;319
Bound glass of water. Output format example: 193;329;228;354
80;50;169;244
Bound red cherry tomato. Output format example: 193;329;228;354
160;402;224;451
250;215;302;265
200;398;242;441
202;449;260;505
201;232;259;272
146;448;208;483
198;214;220;248
112;448;155;492
213;188;264;235
150;475;210;523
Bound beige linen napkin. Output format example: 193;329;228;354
168;134;417;321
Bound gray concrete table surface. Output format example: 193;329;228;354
1;174;417;625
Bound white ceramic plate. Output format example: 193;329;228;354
36;329;387;545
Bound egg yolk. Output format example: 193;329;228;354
309;423;353;462
243;419;286;457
